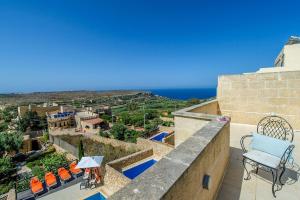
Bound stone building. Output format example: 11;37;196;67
47;111;76;130
217;36;300;129
75;111;108;133
257;36;300;73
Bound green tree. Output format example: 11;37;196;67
0;157;13;175
118;112;131;125
18;111;41;132
0;131;23;155
127;102;138;111
31;166;45;180
40;131;49;144
124;129;140;143
0;122;8;132
110;123;127;140
151;118;163;126
78;139;84;160
0;106;17;124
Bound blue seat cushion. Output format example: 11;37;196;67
243;150;281;168
250;133;291;158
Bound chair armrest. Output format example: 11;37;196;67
280;144;295;165
240;135;253;153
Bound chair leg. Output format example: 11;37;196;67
243;157;251;180
271;169;278;198
256;166;259;174
279;166;286;185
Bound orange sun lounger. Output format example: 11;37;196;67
45;172;57;189
69;161;82;175
30;177;44;195
58;167;71;182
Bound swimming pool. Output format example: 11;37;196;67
150;132;169;142
85;192;106;200
123;159;157;179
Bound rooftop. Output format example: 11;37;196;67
218;123;300;200
83;118;104;125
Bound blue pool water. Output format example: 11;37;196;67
85;192;106;200
151;132;169;142
123;159;157;179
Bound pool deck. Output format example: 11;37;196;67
38;182;108;200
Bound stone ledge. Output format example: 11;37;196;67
108;119;229;200
172;99;221;121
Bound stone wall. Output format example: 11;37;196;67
53;144;77;161
164;133;175;146
108;149;153;171
163;121;230;200
218;71;300;129
20;135;32;153
49;129;139;152
103;165;131;195
189;100;221;115
87;134;139;152
136;138;173;159
109;119;230;200
51;136;79;158
173;115;209;147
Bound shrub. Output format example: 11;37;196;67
110;123;127;140
31;166;45;180
27;152;68;175
0;131;23;155
124;129;140;143
0;157;13;175
0;180;14;195
42;153;68;174
0;122;8;132
99;130;109;138
40;131;49;144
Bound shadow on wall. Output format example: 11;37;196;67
217;147;245;200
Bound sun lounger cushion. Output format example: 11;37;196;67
58;168;71;181
250;133;291;158
70;162;82;174
45;172;57;187
30;177;43;194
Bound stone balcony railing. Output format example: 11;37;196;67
108;101;230;200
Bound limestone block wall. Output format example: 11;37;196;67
108;149;153;171
20;135;32;153
163;121;230;200
104;165;131;195
218;71;300;129
174;116;209;146
164;133;175;146
189;100;221;115
136;138;173;159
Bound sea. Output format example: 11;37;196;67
147;88;216;100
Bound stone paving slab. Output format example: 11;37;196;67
217;123;300;200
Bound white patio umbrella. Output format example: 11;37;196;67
75;156;104;169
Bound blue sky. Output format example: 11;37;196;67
0;0;300;93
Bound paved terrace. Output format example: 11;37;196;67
38;182;108;200
218;123;300;200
